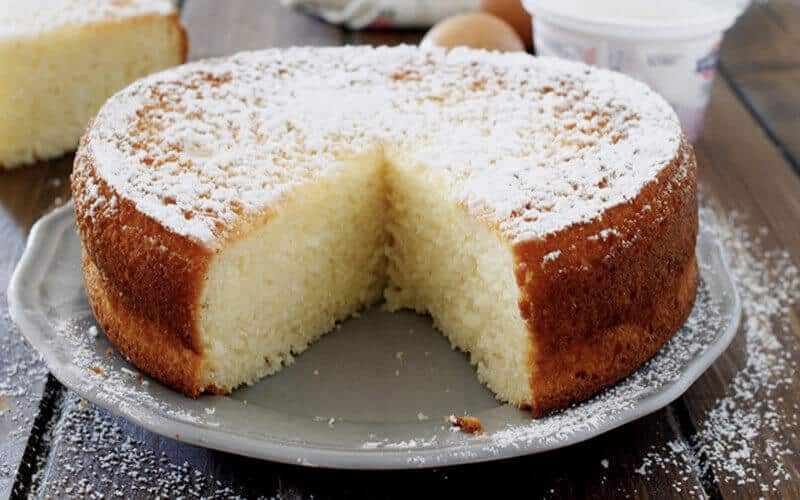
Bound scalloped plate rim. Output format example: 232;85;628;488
8;203;741;469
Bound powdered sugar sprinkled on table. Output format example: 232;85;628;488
32;393;245;498
634;207;799;495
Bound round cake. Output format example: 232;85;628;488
0;0;186;169
71;45;698;417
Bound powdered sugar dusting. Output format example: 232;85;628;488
0;0;175;39
541;250;561;267
77;45;682;248
588;228;622;241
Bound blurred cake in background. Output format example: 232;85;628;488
0;0;187;169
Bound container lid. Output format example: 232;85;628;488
523;0;748;40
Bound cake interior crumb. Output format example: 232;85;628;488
448;414;484;435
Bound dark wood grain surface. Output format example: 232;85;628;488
1;157;73;499
1;1;798;498
720;0;800;172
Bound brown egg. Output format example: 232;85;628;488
420;12;525;53
481;0;533;49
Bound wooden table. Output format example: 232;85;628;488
2;2;798;498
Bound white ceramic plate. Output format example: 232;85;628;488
8;203;740;469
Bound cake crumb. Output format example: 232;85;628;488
448;415;483;435
395;351;404;361
90;366;104;375
205;407;216;415
313;369;319;375
395;369;400;376
328;417;335;428
417;412;429;421
87;325;98;337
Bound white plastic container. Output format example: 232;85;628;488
523;0;747;140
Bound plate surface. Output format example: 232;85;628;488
9;203;740;469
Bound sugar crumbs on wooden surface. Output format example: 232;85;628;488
635;208;800;495
31;394;245;499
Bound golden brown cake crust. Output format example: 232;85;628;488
83;253;204;395
73;143;210;396
514;140;698;416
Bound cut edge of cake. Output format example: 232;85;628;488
197;151;389;393
193;146;536;407
383;151;534;406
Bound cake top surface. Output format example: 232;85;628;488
77;45;685;248
0;0;175;39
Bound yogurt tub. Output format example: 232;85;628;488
523;0;748;140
